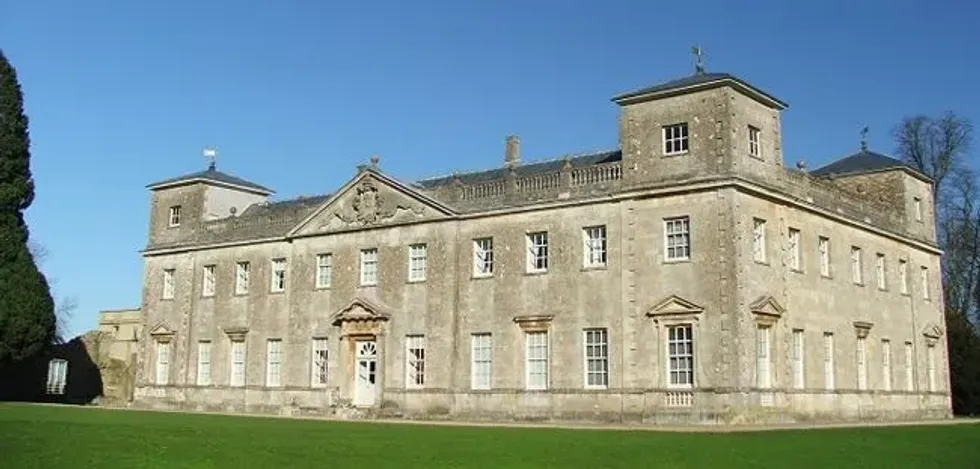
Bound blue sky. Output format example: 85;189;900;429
2;0;977;336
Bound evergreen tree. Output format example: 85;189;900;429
0;49;56;364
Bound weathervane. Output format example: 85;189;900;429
692;46;705;75
860;126;869;151
203;147;217;170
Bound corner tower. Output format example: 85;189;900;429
612;71;788;187
145;155;273;248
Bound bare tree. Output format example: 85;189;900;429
27;240;78;341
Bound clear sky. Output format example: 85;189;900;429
1;0;977;337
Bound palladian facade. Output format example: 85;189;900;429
133;70;952;424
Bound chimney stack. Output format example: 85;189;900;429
505;135;521;167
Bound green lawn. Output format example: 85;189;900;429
1;403;978;469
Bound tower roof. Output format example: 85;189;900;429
611;72;788;110
810;149;932;182
146;166;274;195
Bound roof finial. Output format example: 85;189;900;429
692;46;705;75
203;147;217;171
860;126;869;152
370;155;380;169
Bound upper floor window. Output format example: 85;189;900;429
162;268;175;300
899;259;909;295
876;253;887;290
235;261;250;295
788;228;801;271
527;231;549;273
202;264;216;297
913;197;923;222
315;254;332;289
473;238;494;277
270;258;286;292
663;123;689;156
583;225;607;268
664;217;691;261
408;244;428;282
752;218;767;263
818;236;831;277
851;246;863;285
168;206;181;227
360;248;379;286
921;266;930;300
748;126;761;158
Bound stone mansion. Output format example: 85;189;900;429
133;70;951;424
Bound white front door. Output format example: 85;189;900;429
354;340;378;407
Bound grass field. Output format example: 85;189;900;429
1;404;978;469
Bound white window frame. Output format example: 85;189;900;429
315;254;332;289
664;217;691;261
788;228;801;271
408;244;428;282
235;261;250;295
266;339;282;388
913;196;923;221
360;248;379;286
921;266;930;300
792;329;805;389
851;246;863;285
583;328;609;389
197;341;211;386
155;341;170;385
856;336;868;390
525;331;549;390
583;226;607;268
230;340;246;387
202;264;216;297
168;205;181;227
899;259;909;294
162;268;175;300
823;332;835;390
667;325;694;388
405;335;425;388
311;338;329;388
756;325;772;389
905;341;915;391
818;236;831;277
662;123;689;156
876;253;887;290
270;258;286;292
927;343;937;392
526;231;549;273
473;238;494;277
881;339;892;391
752;218;767;263
470;333;492;390
748;125;761;158
46;359;68;395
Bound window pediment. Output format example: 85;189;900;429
222;326;249;342
749;295;785;326
922;322;944;345
647;295;704;324
853;321;874;338
513;314;554;332
149;323;175;343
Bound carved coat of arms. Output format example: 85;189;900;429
351;182;383;225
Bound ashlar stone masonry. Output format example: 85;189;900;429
132;71;952;424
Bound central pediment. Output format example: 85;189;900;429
288;169;457;236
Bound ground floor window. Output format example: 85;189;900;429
311;338;329;387
155;342;170;385
525;331;549;390
230;340;246;387
471;333;492;390
667;325;693;387
583;328;608;388
406;335;425;388
46;359;68;395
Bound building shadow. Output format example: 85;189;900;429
0;336;104;405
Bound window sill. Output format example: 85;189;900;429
662;151;689;158
406;279;427;284
581;265;608;272
269;290;285;295
663;258;691;264
791;268;804;274
161;297;175;302
358;284;378;288
524;270;548;277
233;292;249;297
754;260;770;266
313;285;332;291
471;274;494;281
820;274;833;280
201;295;214;300
853;282;865;287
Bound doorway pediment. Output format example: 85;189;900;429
332;297;392;338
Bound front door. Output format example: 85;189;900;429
354;340;378;407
